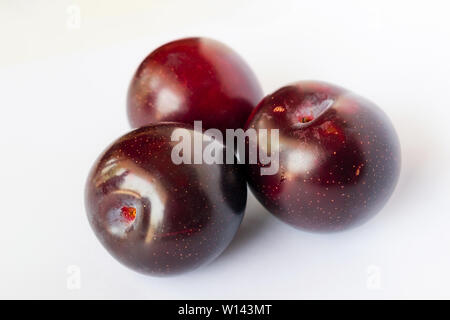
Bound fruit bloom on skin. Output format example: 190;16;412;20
85;123;247;275
127;37;263;133
245;81;401;232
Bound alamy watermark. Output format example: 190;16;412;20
66;4;81;30
66;265;81;290
171;121;280;175
366;265;382;290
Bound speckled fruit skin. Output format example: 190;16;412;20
245;81;401;232
127;37;263;133
85;123;246;275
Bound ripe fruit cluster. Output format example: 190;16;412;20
85;37;400;276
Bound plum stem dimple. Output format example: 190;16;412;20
121;206;137;222
299;115;314;123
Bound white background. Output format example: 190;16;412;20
1;0;449;299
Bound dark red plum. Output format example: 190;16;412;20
85;123;246;275
127;37;263;133
245;81;401;232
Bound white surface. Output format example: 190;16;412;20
1;0;450;299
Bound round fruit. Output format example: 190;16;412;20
85;123;246;275
245;81;401;232
127;37;263;133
